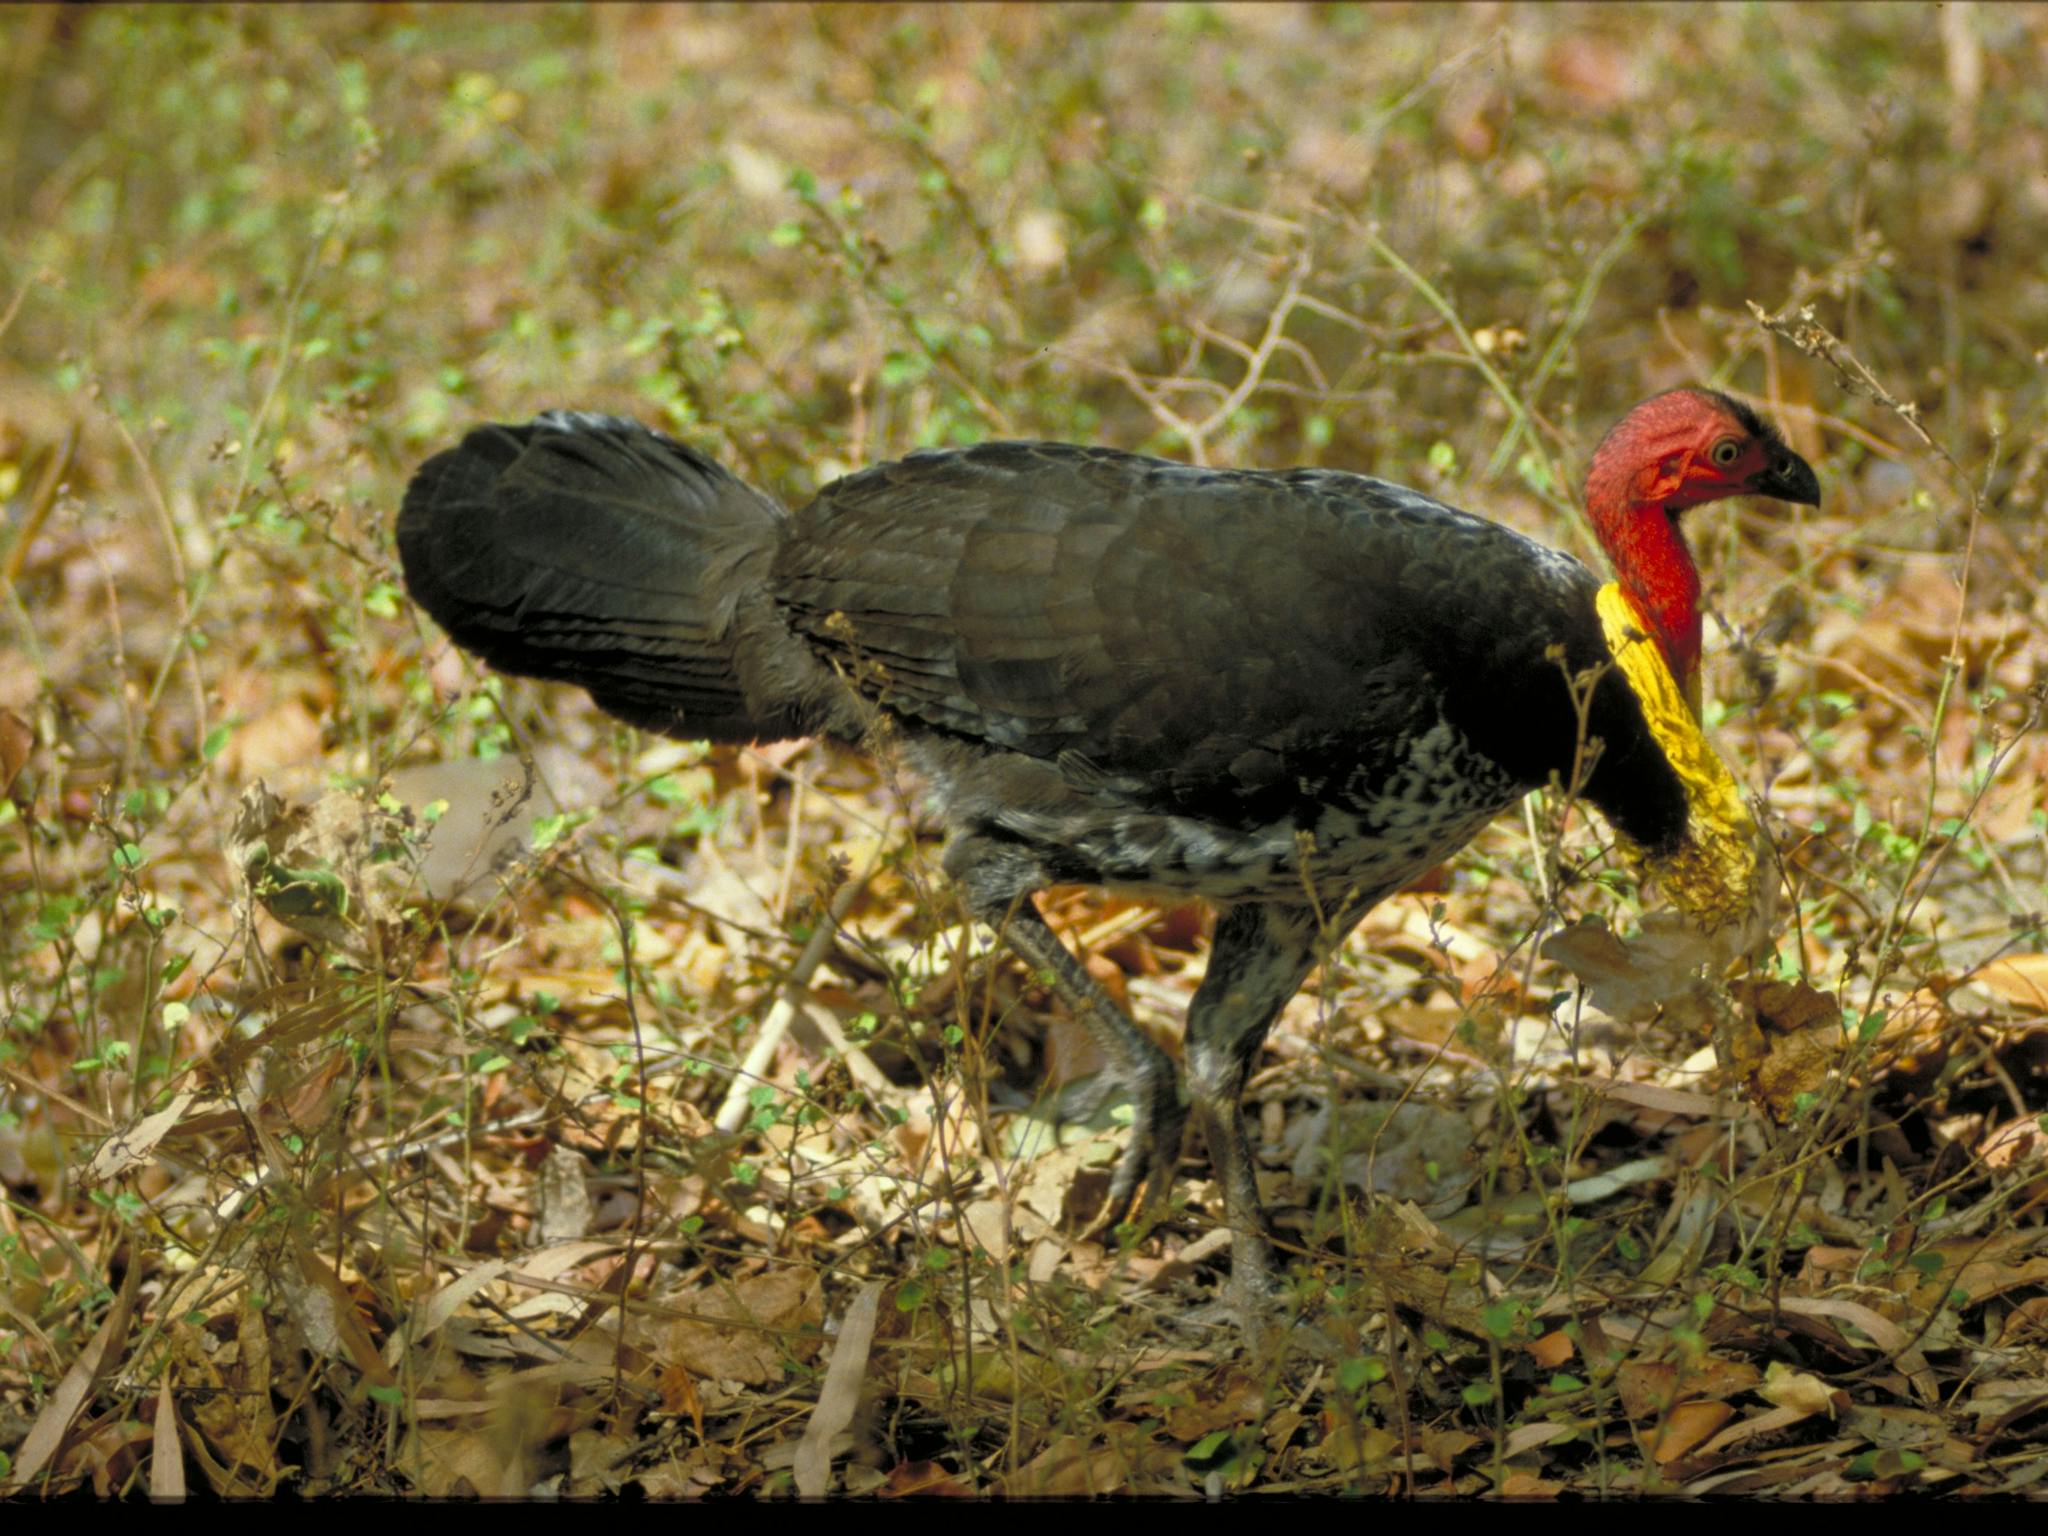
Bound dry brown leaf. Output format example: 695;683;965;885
1917;1241;2048;1310
150;1376;185;1501
1504;1420;1575;1456
86;1090;196;1184
1317;1419;1400;1475
1585;1078;1729;1118
1419;1427;1482;1472
568;1425;637;1495
1136;1225;1232;1292
58;1417;155;1497
1978;955;2048;1010
1998;1296;2048;1347
995;1435;1133;1497
1727;978;1842;1121
1743;978;1844;1036
219;696;324;779
1777;1294;1911;1351
1044;1009;1113;1089
657;1362;705;1433
6;1258;139;1491
286;1247;395;1389
796;1281;883;1498
1653;1400;1736;1464
403;1423;519;1498
1544;32;1645;112
1618;1355;1761;1418
0;705;30;795
1759;1362;1839;1416
1979;1116;2048;1170
380;756;557;903
160;1303;282;1495
536;1143;594;1243
1695;1403;1813;1460
1541;915;1727;1026
664;1266;823;1384
1162;1372;1266;1441
879;1460;978;1497
398;1258;513;1354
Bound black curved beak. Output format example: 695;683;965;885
1754;449;1821;507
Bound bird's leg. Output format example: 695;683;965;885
1183;902;1331;1307
967;891;1187;1237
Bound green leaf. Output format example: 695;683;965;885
1335;1356;1385;1392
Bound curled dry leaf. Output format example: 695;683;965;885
85;1090;196;1184
1758;1361;1840;1417
1723;979;1843;1122
1979;1115;2048;1170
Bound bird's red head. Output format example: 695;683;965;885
1582;388;1820;692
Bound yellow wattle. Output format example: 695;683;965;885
1594;582;1758;933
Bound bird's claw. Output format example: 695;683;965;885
1085;1086;1187;1244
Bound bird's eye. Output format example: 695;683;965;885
1709;437;1743;467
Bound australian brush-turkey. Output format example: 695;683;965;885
397;388;1819;1303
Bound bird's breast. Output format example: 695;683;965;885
916;717;1525;907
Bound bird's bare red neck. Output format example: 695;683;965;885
1584;420;1707;689
1601;499;1701;685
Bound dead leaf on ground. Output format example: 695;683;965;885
6;1258;141;1492
86;1089;196;1183
1617;1354;1761;1419
1161;1372;1266;1442
401;1423;521;1498
1725;978;1842;1121
662;1266;823;1384
1758;1362;1840;1417
0;705;30;795
879;1460;977;1497
1541;914;1727;1027
1977;954;2048;1010
1418;1427;1481;1473
162;1298;282;1496
796;1280;883;1497
993;1432;1172;1497
1652;1400;1736;1464
150;1377;185;1501
1979;1115;2048;1170
1316;1418;1400;1476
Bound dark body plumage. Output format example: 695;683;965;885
397;414;1731;1301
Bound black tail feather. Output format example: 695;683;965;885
397;414;800;742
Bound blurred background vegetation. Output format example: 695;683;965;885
1;2;2044;1498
